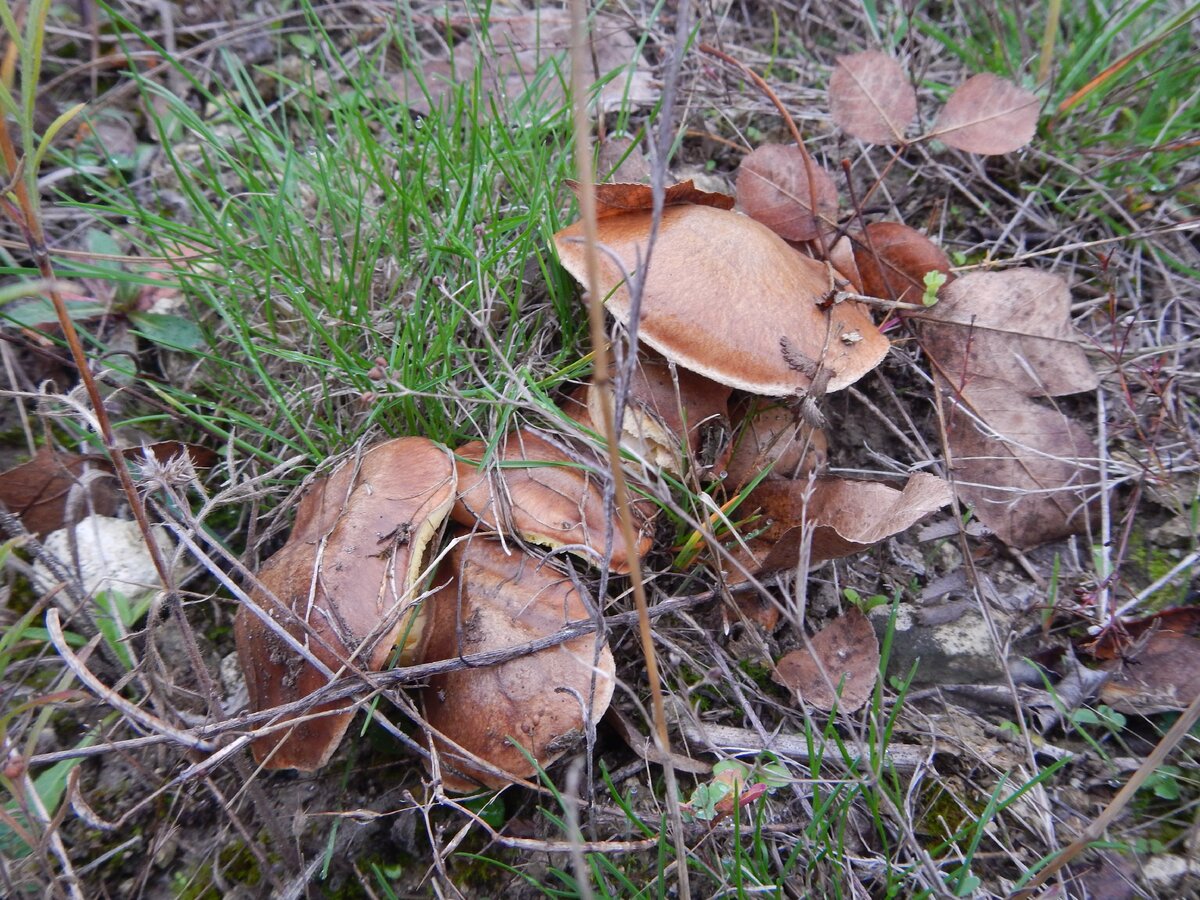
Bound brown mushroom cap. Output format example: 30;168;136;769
553;204;889;394
235;437;457;770
724;399;828;491
451;427;653;574
587;352;731;475
422;534;615;791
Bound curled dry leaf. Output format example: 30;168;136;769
554;202;889;395
931;73;1040;155
0;446;118;539
392;13;656;116
853;222;953;305
725;399;828;491
918;269;1099;547
772;607;880;712
1099;631;1200;715
235;437;457;771
828;51;917;145
451;427;654;574
590;352;732;474
422;534;615;791
749;473;954;571
736;144;839;242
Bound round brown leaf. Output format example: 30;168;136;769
931;73;1039;155
829;51;917;145
772;608;880;712
736;144;839;242
944;386;1095;548
852;222;952;304
917;269;1098;398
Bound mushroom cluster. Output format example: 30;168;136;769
236;180;951;790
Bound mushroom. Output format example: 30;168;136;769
451;427;653;574
421;533;615;791
724;398;828;491
586;350;732;475
235;437;457;770
553;200;889;395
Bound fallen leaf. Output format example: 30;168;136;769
917;270;1098;397
1099;630;1200;714
853;222;953;304
735;144;839;242
943;387;1095;547
930;73;1040;155
829;51;917;144
773;607;880;711
749;473;954;570
393;13;656;117
916;269;1099;547
0;447;118;538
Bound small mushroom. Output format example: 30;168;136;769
554;201;889;394
586;351;732;475
724;398;828;491
451;427;653;574
422;534;615;791
235;437;457;770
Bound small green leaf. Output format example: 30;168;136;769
128;311;204;350
922;270;948;306
1;296;108;327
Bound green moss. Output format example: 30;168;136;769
170;841;263;900
1123;526;1187;606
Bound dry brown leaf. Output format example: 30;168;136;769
944;387;1095;547
917;269;1099;547
1089;607;1200;660
392;14;655;116
749;473;953;570
918;270;1098;396
1099;631;1200;714
422;534;615;791
0;447;118;539
853;222;953;304
735;144;839;242
828;51;917;145
554;204;889;394
772;607;880;711
567;179;736;218
930;73;1040;155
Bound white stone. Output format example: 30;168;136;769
33;515;177;610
